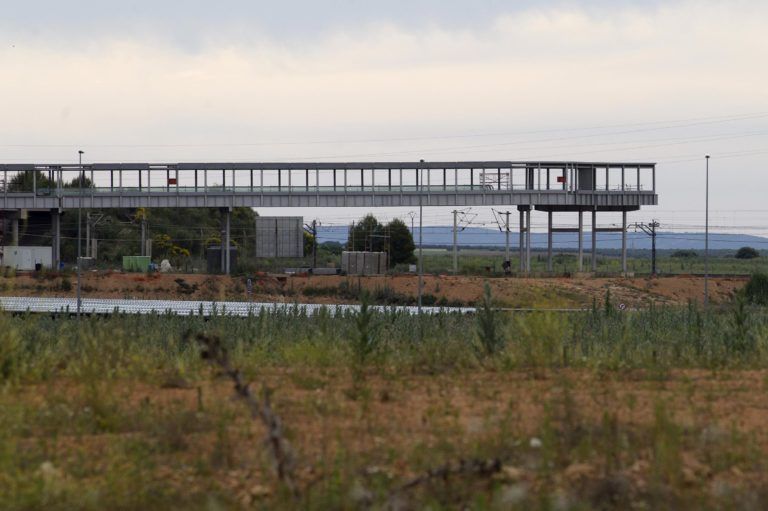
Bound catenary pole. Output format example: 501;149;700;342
76;150;84;320
418;160;424;314
504;210;510;267
704;155;710;307
452;210;458;275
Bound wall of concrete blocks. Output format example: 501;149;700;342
342;251;388;275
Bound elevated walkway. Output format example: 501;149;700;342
1;161;656;210
0;161;657;275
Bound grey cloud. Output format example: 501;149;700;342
3;0;665;48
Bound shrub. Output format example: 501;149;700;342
352;293;376;368
735;246;760;259
59;277;73;292
671;250;698;259
475;282;504;356
743;272;768;305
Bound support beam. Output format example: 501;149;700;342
519;209;525;273
547;211;553;272
10;216;19;246
224;208;232;275
452;210;458;275
578;210;583;272
85;213;91;260
525;209;531;272
591;210;597;272
621;210;627;275
51;209;60;270
504;210;510;269
140;219;146;257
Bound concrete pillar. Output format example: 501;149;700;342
519;209;525;272
225;208;231;275
547;211;553;272
220;208;231;275
140;220;146;257
621;210;627;275
85;214;90;259
10;216;19;246
220;213;226;273
525;209;531;272
51;209;60;270
591;210;597;272
577;210;584;272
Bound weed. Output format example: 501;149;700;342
475;282;504;357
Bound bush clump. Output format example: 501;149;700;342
743;272;768;305
735;246;760;259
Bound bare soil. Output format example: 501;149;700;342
15;368;768;506
0;271;746;307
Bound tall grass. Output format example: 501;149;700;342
1;302;768;509
1;302;768;386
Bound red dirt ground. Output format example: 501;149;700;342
0;271;745;308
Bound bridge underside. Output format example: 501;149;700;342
1;190;655;210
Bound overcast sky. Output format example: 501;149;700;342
1;0;767;235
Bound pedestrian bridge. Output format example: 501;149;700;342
0;161;656;210
1;161;657;274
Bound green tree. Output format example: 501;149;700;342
347;214;385;252
7;171;53;192
303;230;315;257
386;218;415;266
735;246;760;259
671;250;698;259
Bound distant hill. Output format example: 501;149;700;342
317;225;768;251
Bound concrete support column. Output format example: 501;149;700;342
11;216;19;246
591;210;597;272
621;210;627;275
51;209;61;270
577;210;584;272
525;209;531;272
519;209;525;272
140;220;146;257
547;211;553;272
225;208;231;275
221;207;231;275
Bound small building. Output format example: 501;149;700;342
1;246;52;270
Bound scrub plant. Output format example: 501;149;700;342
475;282;505;357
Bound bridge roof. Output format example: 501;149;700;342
1;161;656;171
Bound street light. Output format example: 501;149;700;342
704;154;710;307
77;150;84;319
417;160;424;315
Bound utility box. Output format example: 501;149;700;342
122;256;151;273
206;246;238;274
1;246;52;270
341;251;387;275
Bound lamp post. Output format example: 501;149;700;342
77;150;84;319
704;155;710;307
417;160;424;315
